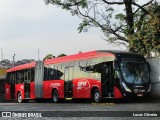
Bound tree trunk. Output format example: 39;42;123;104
123;0;134;51
124;0;134;35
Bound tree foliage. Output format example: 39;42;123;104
58;53;67;57
130;2;160;57
43;53;67;60
44;0;160;57
43;54;55;60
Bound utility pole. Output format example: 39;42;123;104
1;48;3;61
13;54;15;67
38;49;40;61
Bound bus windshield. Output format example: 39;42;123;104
120;62;149;84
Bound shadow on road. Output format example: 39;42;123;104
103;97;160;104
2;97;160;104
28;97;160;104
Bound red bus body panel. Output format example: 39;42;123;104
73;78;101;98
30;82;36;99
114;86;123;98
43;80;64;98
5;84;11;100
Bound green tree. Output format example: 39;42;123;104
58;53;67;57
44;0;160;56
43;54;55;60
130;2;160;57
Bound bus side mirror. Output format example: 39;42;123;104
113;61;119;71
146;62;151;72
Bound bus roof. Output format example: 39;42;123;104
7;50;143;72
44;50;116;65
45;50;143;64
7;62;36;73
97;50;140;55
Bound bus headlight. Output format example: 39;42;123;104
122;82;131;92
147;84;151;92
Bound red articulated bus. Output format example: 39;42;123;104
5;50;151;103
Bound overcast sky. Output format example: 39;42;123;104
1;0;146;61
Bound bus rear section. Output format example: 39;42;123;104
4;62;36;102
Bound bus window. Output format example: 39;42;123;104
16;71;24;84
87;58;102;80
9;72;16;85
24;70;27;81
78;60;89;78
28;69;31;81
24;69;31;82
103;56;114;62
57;64;64;80
6;72;11;84
31;68;34;82
48;64;57;80
73;61;79;79
44;66;48;81
54;65;58;80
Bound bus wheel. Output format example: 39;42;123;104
52;90;59;103
92;89;101;103
17;92;23;103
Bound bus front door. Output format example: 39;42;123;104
64;67;73;98
101;62;114;98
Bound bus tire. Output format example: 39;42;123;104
92;89;101;103
17;92;23;103
52;90;59;103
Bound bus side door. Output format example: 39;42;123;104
10;72;16;99
24;69;31;99
64;66;73;98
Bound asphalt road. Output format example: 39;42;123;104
0;99;159;120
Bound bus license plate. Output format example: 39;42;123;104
137;94;143;97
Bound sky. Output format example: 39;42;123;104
0;0;143;61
